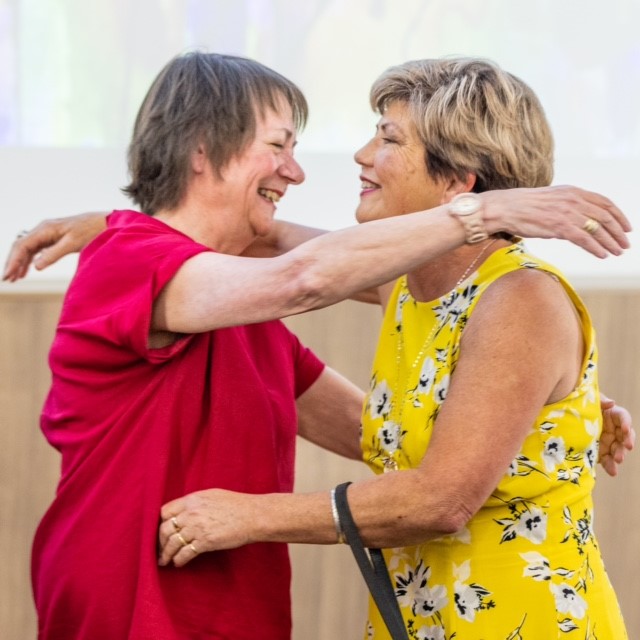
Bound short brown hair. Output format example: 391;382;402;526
370;57;553;192
123;52;308;214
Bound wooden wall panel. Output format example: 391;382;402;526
582;290;640;637
0;295;62;640
1;292;638;639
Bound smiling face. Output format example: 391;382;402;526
354;101;449;224
219;97;305;238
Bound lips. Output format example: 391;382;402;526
360;177;380;194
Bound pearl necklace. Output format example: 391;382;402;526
386;238;498;469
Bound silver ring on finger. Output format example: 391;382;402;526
16;229;29;239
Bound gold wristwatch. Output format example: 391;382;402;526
448;193;489;244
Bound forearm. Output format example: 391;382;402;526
253;470;462;548
296;367;365;460
281;207;465;311
243;220;383;304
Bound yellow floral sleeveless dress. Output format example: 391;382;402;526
361;242;627;639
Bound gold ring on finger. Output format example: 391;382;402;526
170;516;181;532
188;542;199;555
176;532;188;547
583;218;600;235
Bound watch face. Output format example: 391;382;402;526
452;194;480;215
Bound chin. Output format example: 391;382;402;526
253;216;275;237
355;206;392;224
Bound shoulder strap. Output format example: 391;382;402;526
334;482;409;640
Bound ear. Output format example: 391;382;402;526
441;172;477;204
191;144;208;174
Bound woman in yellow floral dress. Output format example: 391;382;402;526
351;58;627;638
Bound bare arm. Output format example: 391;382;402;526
243;221;383;304
296;367;364;460
157;269;589;563
152;186;632;335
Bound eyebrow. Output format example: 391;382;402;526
273;127;298;148
378;121;404;135
275;127;295;140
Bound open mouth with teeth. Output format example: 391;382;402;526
360;179;380;193
258;188;281;203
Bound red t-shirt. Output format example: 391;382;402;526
33;210;325;639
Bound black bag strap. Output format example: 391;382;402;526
334;482;409;640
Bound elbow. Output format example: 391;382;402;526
283;255;335;314
425;494;476;538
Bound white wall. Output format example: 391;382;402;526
1;0;638;288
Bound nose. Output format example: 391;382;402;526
280;154;305;185
354;138;374;167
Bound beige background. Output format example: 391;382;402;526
1;291;638;639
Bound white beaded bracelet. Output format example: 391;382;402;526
330;487;346;544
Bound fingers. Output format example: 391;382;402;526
3;212;107;282
158;514;200;568
599;453;618;477
486;185;632;259
555;186;631;258
599;394;615;409
3;219;66;281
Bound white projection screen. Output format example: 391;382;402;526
1;0;638;287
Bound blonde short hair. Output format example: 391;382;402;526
370;57;553;191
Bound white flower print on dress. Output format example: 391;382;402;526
557;466;582;484
432;284;479;331
507;454;545;478
452;561;492;623
496;500;549;545
394;561;448;617
414;584;449;618
520;551;552;581
433;374;450;405
558;618;579;632
542;437;566;471
550;582;588;619
514;506;548;544
395;291;410;328
520;551;574;582
539;420;557;433
415;625;446;640
583;420;599;474
584;419;598;437
377;421;402;454
417;357;436;395
584;442;598;472
582;355;597;404
369;379;393;419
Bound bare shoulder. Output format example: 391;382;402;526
463;267;580;348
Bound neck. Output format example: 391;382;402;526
154;198;255;256
406;236;508;302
